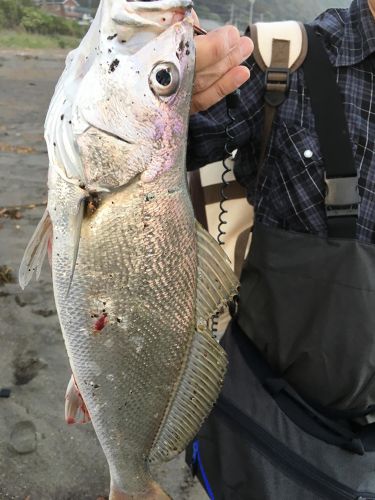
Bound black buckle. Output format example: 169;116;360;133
325;175;360;218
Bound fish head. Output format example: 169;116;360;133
73;2;195;187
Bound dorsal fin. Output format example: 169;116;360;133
149;223;239;462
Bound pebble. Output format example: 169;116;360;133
0;388;11;398
9;421;37;454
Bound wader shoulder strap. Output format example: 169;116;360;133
303;25;359;239
248;21;308;167
189;23;308;276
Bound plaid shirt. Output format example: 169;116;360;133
187;0;375;242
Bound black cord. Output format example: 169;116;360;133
212;89;242;336
217;89;241;245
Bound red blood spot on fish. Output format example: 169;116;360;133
94;313;108;332
67;417;76;425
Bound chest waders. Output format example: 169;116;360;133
187;26;375;500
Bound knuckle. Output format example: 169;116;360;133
193;76;205;94
210;25;239;60
214;80;229;100
225;45;242;71
211;37;226;63
192;93;208;113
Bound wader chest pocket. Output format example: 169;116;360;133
237;223;375;422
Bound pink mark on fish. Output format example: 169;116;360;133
142;112;184;182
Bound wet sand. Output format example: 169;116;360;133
0;49;205;500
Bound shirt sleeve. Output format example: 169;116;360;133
186;99;229;171
186;58;265;174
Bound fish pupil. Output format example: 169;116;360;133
156;69;171;87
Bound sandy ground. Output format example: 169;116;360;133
0;49;206;500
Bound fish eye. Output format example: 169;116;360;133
149;62;180;98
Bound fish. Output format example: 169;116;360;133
19;1;239;498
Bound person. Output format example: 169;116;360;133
187;1;375;499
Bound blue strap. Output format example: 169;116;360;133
192;440;215;500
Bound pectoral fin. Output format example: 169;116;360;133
19;209;53;289
66;197;85;296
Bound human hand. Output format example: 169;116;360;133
191;24;253;114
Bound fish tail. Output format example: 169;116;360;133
109;481;171;500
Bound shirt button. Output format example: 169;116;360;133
304;149;313;159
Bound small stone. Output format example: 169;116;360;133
9;421;37;454
0;388;11;398
32;309;56;318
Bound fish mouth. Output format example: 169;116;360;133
110;1;192;39
113;0;193;14
125;0;193;5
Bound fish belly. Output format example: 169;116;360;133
52;170;197;492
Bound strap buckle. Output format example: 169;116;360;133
325;175;360;218
265;67;291;87
264;67;291;107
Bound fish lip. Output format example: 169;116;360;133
126;0;192;3
122;0;193;9
111;1;193;30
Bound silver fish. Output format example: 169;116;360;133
20;1;238;498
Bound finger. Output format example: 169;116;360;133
194;36;253;95
195;25;242;72
191;66;250;115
